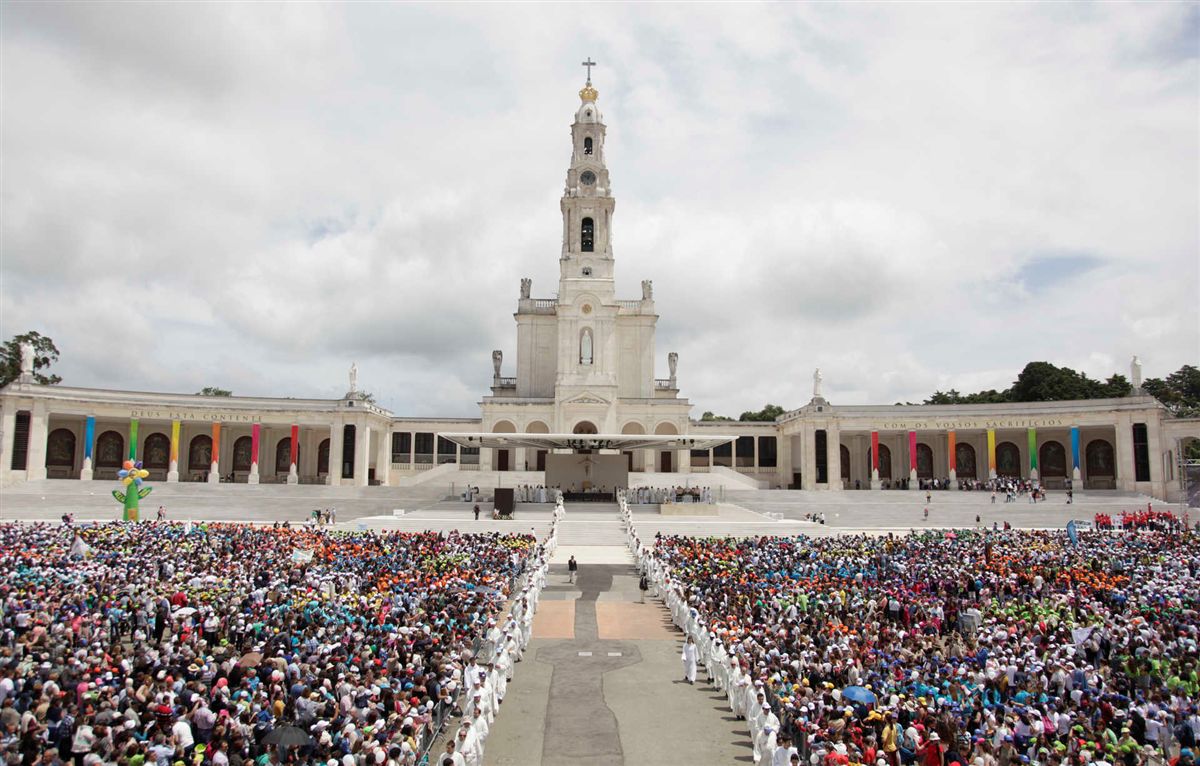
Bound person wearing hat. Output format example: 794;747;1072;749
920;732;946;766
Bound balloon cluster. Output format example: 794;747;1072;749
118;460;149;488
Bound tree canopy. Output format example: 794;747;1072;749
197;387;232;397
1141;365;1200;418
923;362;1133;405
739;403;786;422
0;332;62;388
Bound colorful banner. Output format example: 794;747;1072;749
128;418;139;461
871;431;880;472
1070;426;1080;471
1028;428;1038;471
908;431;918;474
947;430;956;474
290;424;299;467
170;420;181;464
987;429;997;472
211;423;221;466
84;416;95;460
251;424;261;468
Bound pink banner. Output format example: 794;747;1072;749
251;424;260;468
290;425;299;466
871;431;879;471
909;430;918;474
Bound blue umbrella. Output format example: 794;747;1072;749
842;685;877;705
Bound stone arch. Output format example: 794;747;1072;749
317;439;330;475
584;136;593;155
143;433;170;470
493;420;517;470
275;438;296;474
916;443;934;479
622;422;646;471
1039;441;1067;477
95;431;124;468
654;422;678;472
581;217;594;252
1085;439;1115;478
840;444;850;482
46;428;76;467
869;445;893;480
525;421;550;471
188;435;213;471
232;435;253;473
955;443;977;479
996;441;1021;477
573;421;598;435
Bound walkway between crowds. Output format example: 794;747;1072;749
483;508;747;765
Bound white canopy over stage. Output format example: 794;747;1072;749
436;433;737;453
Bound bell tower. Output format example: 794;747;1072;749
560;59;616;297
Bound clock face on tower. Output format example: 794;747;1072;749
580;170;596;186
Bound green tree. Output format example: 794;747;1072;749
739;403;785;422
1142;365;1200;418
700;411;733;422
197;386;232;397
0;331;62;387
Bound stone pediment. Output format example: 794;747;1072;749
564;392;610;406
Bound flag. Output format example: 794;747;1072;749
69;534;93;558
1066;520;1079;547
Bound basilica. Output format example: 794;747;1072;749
2;76;1196;503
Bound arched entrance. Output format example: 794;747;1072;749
840;444;851;483
143;433;170;472
46;429;76;473
621;422;645;471
1085;439;1116;488
494;420;516;470
955;443;977;479
95;431;124;469
526;421;549;471
1039;441;1067;478
996;441;1021;477
868;445;892;480
188;435;212;479
654;422;678;473
916;443;934;479
317;439;330;477
232;436;253;476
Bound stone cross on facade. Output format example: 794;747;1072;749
581;57;597;83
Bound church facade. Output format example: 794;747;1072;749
1;77;1197;503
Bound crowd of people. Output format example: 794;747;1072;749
627;486;715;505
1094;510;1188;533
625;512;1198;766
0;517;556;766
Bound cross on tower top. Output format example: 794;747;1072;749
581;57;597;83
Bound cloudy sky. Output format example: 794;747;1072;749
2;3;1197;417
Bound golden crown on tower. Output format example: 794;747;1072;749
579;83;599;103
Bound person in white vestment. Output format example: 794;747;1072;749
756;723;778;765
681;635;699;684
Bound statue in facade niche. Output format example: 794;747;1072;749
668;352;678;379
520;278;531;299
492;350;503;378
641;280;653;300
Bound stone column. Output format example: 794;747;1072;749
1146;417;1165;495
947;430;957;482
327;421;343;486
248;424;261;484
1070;426;1082;484
1114;416;1135;491
801;427;817;490
776;436;792;489
986;429;997;480
376;427;391;487
26;402;49;481
167;420;180;482
907;430;918;489
516;447;527;471
678;445;691;475
0;406;15;485
643;447;655;474
828;425;842;490
287;424;300;484
354;424;370;486
81;416;96;480
208;422;221;483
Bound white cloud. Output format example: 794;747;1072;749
1;4;1196;417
